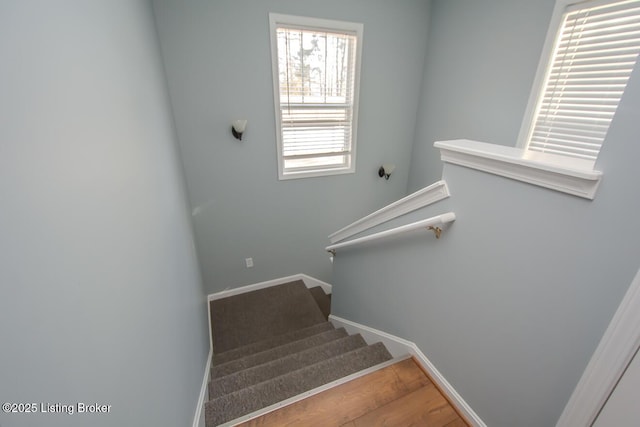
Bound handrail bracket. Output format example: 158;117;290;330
427;226;442;239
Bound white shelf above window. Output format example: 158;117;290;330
434;139;602;200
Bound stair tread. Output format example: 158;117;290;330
211;328;348;379
209;333;368;399
213;322;334;365
205;342;393;427
210;280;326;353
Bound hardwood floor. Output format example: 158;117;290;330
238;357;470;427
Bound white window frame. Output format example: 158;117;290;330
517;0;640;170
269;13;363;180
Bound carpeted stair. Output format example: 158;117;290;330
206;280;392;426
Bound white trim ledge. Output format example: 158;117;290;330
435;139;602;200
328;180;450;244
329;315;487;427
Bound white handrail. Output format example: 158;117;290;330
328;180;450;244
326;212;456;255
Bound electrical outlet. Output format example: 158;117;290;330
245;257;253;268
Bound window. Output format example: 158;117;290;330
519;0;640;168
269;14;363;180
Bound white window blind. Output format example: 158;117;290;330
270;15;362;179
525;0;640;163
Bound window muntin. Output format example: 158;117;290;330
270;14;362;179
521;0;640;168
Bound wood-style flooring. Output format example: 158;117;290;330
238;357;470;427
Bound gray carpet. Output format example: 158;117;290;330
210;280;327;353
205;280;392;427
211;328;348;379
209;334;368;398
212;322;334;366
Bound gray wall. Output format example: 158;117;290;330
332;0;640;426
408;0;555;190
152;0;430;293
0;1;208;426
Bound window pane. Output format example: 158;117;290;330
277;28;355;105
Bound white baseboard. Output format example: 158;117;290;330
208;273;332;301
329;315;487;427
193;346;212;427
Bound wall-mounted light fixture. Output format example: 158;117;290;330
231;119;247;140
378;164;395;180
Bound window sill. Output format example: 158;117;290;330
434;139;602;200
278;165;355;180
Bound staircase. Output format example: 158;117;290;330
205;280;393;426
